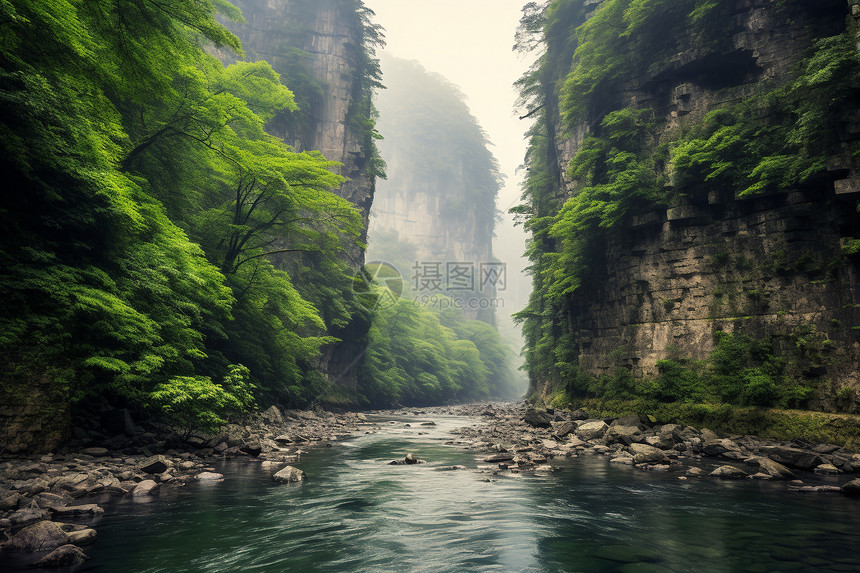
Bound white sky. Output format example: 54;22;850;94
366;0;533;314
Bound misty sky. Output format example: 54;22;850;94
365;0;533;317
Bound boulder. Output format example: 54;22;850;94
523;408;553;428
66;528;97;546
814;463;842;475
484;453;514;463
630;443;669;465
570;409;589;421
273;465;306;483
686;467;706;477
758;446;823;470
2;520;68;552
260;405;284;426
404;453;419;465
51;504;104;517
611;414;643;429
553;421;575;438
841;478;860;496
747;457;795;480
702;438;741;457
575;420;609;441
138;455;170;474
0;492;21;511
34;544;89;567
710;465;748;479
132;480;159;497
604;425;643;446
8;505;48;528
196;472;224;481
240;440;263;457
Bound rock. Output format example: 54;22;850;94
523;408;553;428
404;453;419;465
0;492;21;511
841;478;860;496
570;409;589;421
8;505;48;528
2;520;68;552
484;453;514;463
709;465;748;479
812;443;841;454
214;442;229;452
132;480;159;497
630;443;669;465
758;446;822;470
553;421;575;438
273;465;306;483
420;421;436;426
196;472;224;480
814;463;842;475
81;447;109;457
240;440;263;457
700;428;718;441
51;504;104;517
66;528;97;546
747;457;796;480
604;425;643;446
702;438;741;457
34;492;69;510
611;414;644;429
34;544;90;566
575;420;609;441
138;455;170;474
260;405;284;426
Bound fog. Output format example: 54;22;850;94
366;0;533;390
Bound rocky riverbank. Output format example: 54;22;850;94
433;402;860;495
0;406;370;567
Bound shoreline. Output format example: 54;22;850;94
2;402;860;567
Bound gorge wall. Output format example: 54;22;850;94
224;0;382;390
518;0;860;411
368;57;501;322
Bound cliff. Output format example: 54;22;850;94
517;0;860;411
368;57;501;322
224;0;384;390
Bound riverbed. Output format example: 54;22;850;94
15;413;853;572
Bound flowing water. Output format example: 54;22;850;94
27;415;860;572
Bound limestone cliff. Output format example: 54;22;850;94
368;57;501;322
224;0;383;390
517;0;860;411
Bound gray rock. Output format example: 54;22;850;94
604;425;643;446
404;453;419;465
138;455;170;474
758;446;823;470
196;472;224;480
2;520;68;552
710;465;748;479
575;420;609;441
34;543;89;566
812;443;841;455
553;421;575;438
260;405;284;426
483;453;514;463
132;480;159;497
523;408;553;428
8;505;48;528
570;409;589;421
51;504;104;517
813;463;842;475
0;492;21;511
273;465;306;483
611;414;643;429
686;467;706;477
747;457;795;480
240;440;263;457
841;478;860;496
702;438;740;457
81;447;109;457
66;528;97;546
630;443;669;465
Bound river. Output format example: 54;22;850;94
41;414;860;572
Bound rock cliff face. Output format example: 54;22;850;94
520;0;860;410
368;57;501;322
224;0;381;389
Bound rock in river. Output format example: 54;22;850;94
34;544;90;567
2;520;68;552
710;465;748;479
132;480;159;497
523;408;552;428
575;420;609;441
841;478;860;497
273;465;306;483
138;454;170;474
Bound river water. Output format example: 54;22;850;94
55;414;860;572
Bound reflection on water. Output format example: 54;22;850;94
46;415;860;572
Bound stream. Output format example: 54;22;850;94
40;414;860;572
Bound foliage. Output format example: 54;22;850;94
512;0;859;404
0;0;378;434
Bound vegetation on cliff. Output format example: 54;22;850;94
513;0;860;411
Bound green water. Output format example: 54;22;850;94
38;415;860;571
